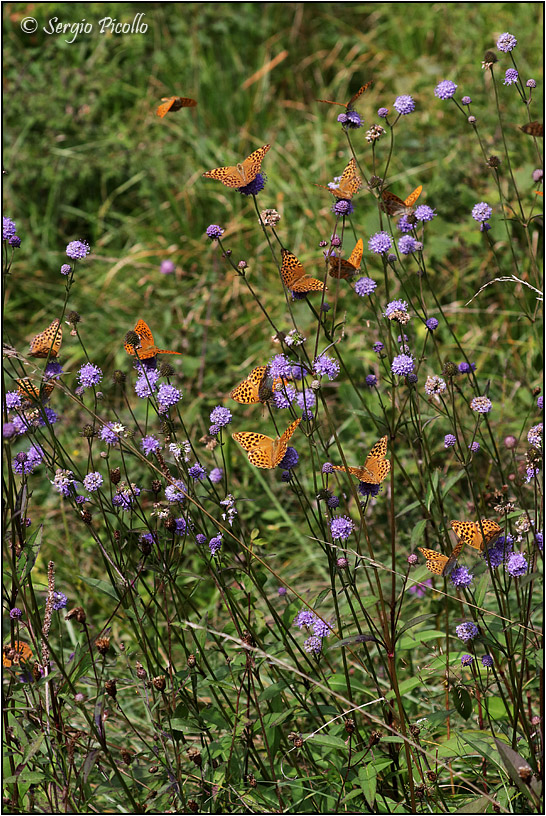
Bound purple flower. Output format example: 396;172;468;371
157;383;182;412
482;655;494;668
337;557;349;568
424;375;446;396
327;495;340;508
435;80;458;100
461;654;474;667
209;406;232;428
391;354;415;376
377;107;389;118
468;441;480;452
397;215;414;233
273;386;296;409
141;435;161;455
78;363;103;389
294;610;316;629
210;467;223;483
304;635;323;655
60;264;72;276
188;463;207;481
52;591;68;611
209;534;222;556
461;96;472;105
354;276;377;296
45;361;63;380
384;299;408;318
358;481;381;497
393;95;415;115
496;32;517;52
66;240;90;260
313;619;334;638
269;354;292;380
527;423;542;448
337;110;362;129
425;317;439;331
5;391;23;410
239;173;266;196
366;374;377;387
533;169;543;183
83;472;103;492
527;79;537;89
295;389;316;412
506;552;528;577
322;462;334;474
3;217;17;240
408;578;432;598
450;566;473;588
503;69;519;86
279;446;299;470
330;515;355;540
160;259;175;275
332;199;355;216
535;532;543;551
458;362;476;374
195;534;207;545
313;354;340;381
165;480;186;502
472;202;492;222
414;205;436;222
9;608;22;620
525;466;541;483
368;231;393;254
398;235;418;255
444;434;457;448
470;396;492;413
373;342;384;354
174;518;187;535
51;468;77;497
100;422;122;446
3;422;17;439
456;622;479;642
9;235;21;248
12;445;45;475
480;222;491;233
206;224;224;239
278;586;287;596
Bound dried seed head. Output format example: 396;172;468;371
151;480;162;496
409;724;421;738
242;630;255;648
187;654;196;669
81;424;95;439
187;800;199;813
260;208;281;227
112;369;126;385
426;770;437;782
80;509;93;525
487;155;501;168
246;773;257;788
152;675;166;691
135;662;147;680
442;360;459;377
368;175;383;189
159;362;175;377
95;637;110;656
344;718;355;734
105;679;117;699
121;749;134;765
389;310;411;325
369;730;382;746
293;736;304;749
164;516;177;533
149;765;158;774
67;311;81;326
109;467;121;485
187;746;202;767
517;766;533;783
65;606;86;624
482;50;498;69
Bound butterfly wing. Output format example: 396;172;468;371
329;239;363;280
331;464;371;480
3;640;33;668
230;366;268;404
239;144;271;185
16;378;54;405
280;249;325;292
481;519;501;547
272;417;302;466
347;238;364;268
346;80;373;110
451;520;482;550
232;431;275;468
315;98;348;108
362;436;390;484
29;319;62;358
418;547;449;575
203;144;270;188
380;191;407;216
336;158;362;199
156;96;197;117
520;121;544;137
404;185;423;207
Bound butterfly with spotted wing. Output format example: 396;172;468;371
29;319;62;359
232;417;302;469
450;519;501;552
280;249;325;293
315;158;362;200
328;239;363;280
417;541;464;577
156;96;197;117
316;81;373;110
203;145;271;189
230;366;288;405
380;186;422;217
331;436;390;485
124;320;181;359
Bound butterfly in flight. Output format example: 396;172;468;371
156;96;197;117
450;519;501;552
230;366;288;405
232;417;302;469
3;640;33;668
331;436;390;485
280;249;325;293
316;81;373;110
124;319;181;359
315;158;363;200
380;185;422;217
329;238;363;280
417;540;464;577
28;319;62;359
202;144;271;189
519;121;543;137
16;378;55;406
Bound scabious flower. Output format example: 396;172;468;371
468;441;480;452
220;494;237;526
450;566;473;588
174;518;187;535
165;480;186;502
60;264;72;276
160;259;175;275
313;619;334;638
535;532;543;552
322;462;334;474
4;422;17;439
471;396;492;413
425;317;439;331
78;363;103;389
378;107;389;118
10;608;23;620
83;472;103;492
5;391;22;410
239;173;266;196
209;534;223;556
195;533;207;545
373;342;384;354
396;214;414;233
527;79;537;89
157;383;182;413
45;361;63;380
496;32;517;52
206;224;224;239
461;654;474;667
533;169;543;183
424;375;447;396
66;240;90;260
435;80;457;100
366;374;377;387
12;445;45;475
332;199;354;216
337;110;362;129
458;362;476;374
398;235;418;255
354;276;377;296
525;466;541;483
188;463;207;481
294;610;317;629
444;434;457;448
278;586;287;596
368;231;393;254
52;591;68;611
51;468;77;498
391;354;415;376
304;636;323;655
461;96;472;105
506;552;528;577
100;422;122;446
269;354;292;380
393;95;415;115
456;622;479;642
330;515;354;540
472;202;492;223
3;217;17;240
527;423;542;448
358;481;381;497
141;435;161;456
503;69;519;86
279;447;299;470
209;406;232;433
313;354;340;381
327;495;340;508
365;124;385;142
296;389;316;412
414;205;436;223
210;467;223;483
482;655;494;668
273;385;296;409
384;299;409;319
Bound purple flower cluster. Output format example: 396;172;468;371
239;173;266;196
12;444;45;475
368;231;393;254
444;434;457;448
456;621;479;642
450;566;473;588
157;383;182;413
391;354;415;376
415;205;436;222
141;435;161;455
206;224;224;239
471;202;492;223
66;240;90;260
425;317;439;331
496;32;517;52
503;69;519;86
393;95;415;115
434;80;457;100
337;110;362;129
78;363;103;389
470;396;492;414
313;354;340;381
83;472;103;492
506;552;528;577
330;515;354;540
209;405;232;435
354;276;377;296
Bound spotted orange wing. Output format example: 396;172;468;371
230;366;268;404
232;417;301;468
29;319;62;358
418;540;463;576
280;249;325;293
124;319;181;359
156;96;197;117
381;185;422;217
331;436;390;485
202;144;271;189
328;238;363;280
16;378;55;406
3;640;33;668
451;519;501;551
520;122;543;137
315;158;362;200
316;81;373;109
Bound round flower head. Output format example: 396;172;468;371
330;515;355;541
458;361;476;374
366;374;377;387
537;395;544;410
313;354;340;381
468;441;480;452
322;462;334;474
472;202;492;222
425;317;439;331
398;235;418;255
373;341;384;354
174;518;187;535
3;217;17;241
100;422;121;446
165;480;186;503
461;654;474;667
461;96;472;105
368;231;393;254
269;353;293;380
393;95;415;115
209;467;223;483
470;396;492;413
435;80;457;100
450;566;473;588
384;299;408;318
337;110;362;129
327;495;340;508
396;214;414;233
278;586;287;596
5;391;22;410
358;481;381;497
496;32;517;52
456;622;479;642
60;264;72;276
160;259;175;275
78;363;103;389
527;79;537;89
188;463;206;481
304;635;323;655
135;368;160;399
527;423;542;448
354;276;377;296
294;610;316;629
506;552;528;577
239;172;266;196
52;591;68;611
279;446;299;470
391;354;415;376
468;115;477;125
273;386;296;409
195;534;207;545
209;405;232;428
83;472;103;492
481;655;494;668
157;383;182;412
332;199;354;216
45;361;63;380
313;618;334;638
66;240;90;260
377;107;389;118
209;535;222;556
503;69;518;86
9;235;21;247
407;553;418;566
533;169;543;183
414;205;436;222
206;224;224;239
424;375;447;396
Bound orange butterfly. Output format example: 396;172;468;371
232;417;302;469
315;158;362;200
280;249;325;293
418;541;463;577
16;378;55;406
520;122;543;137
3;640;33;668
328;239;363;280
156;96;197;117
380;185;422;217
230;366;288;405
316;81;373;110
124;319;181;359
202;144;270;189
450;519;501;552
29;319;62;358
331;436;390;485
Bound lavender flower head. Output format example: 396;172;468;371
209;534;222;556
157;383;182;413
482;655;494;668
415;205;436;222
330;515;355;540
313;354;340;381
269;354;293;380
66;240;90;260
391;354;415;376
506;552;528;577
434;80;457;100
209;405;232;430
332;199;354;216
472;202;492;223
398;235;418;255
294;610;316;629
83;472;103;492
456;621;479;642
3;217;17;241
368;231;393;254
304;636;323;655
78;363;103;389
470;396;492;414
210;467;223;483
354;276;377;296
461;654;474;667
425;317;439;331
377;107;389;118
450;566;473;588
52;591;68;611
527;423;542;449
496;32;517;52
384;299;408;318
503;69;518;86
337;110;362;129
393;95;415;115
206;224;224;240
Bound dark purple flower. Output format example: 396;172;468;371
313;618;334;638
78;363;103;389
458;362;476;373
337;110;362;129
461;654;474;666
141;435;161;456
503;69;518;86
450;566;473;588
378;107;389;118
366;374;377;387
391;354;415;376
66;240;90;260
456;622;479;642
195;534;207;545
9;608;22;620
327;495;340;508
52;591;68;611
358;481;381;497
426;317;439;331
175;518;187;535
332;199;355;216
208;534;222;556
435;80;457;100
393;95;415;115
330;515;354;540
12;444;45;475
322;462;334;474
372;342;384;354
472;202;492;222
239;173;266;196
481;655;494;668
527;79;537;89
368;231;392;254
44;361;63;380
206;224;224;239
279;446;299;470
3;422;17;439
9;235;21;248
188;463;207;481
278;586;287;596
496;32;517;52
3;217;17;240
468;441;480;452
354;276;377;296
506;552;528;577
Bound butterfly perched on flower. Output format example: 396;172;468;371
156;96;197;117
315;158;362;200
450;519;501;552
316;81;373;110
230;366;288;405
16;378;55;406
202;144;271;189
124;319;181;359
280;249;325;293
329;239;363;280
3;640;33;668
519;121;543;137
417;541;463;577
380;185;422;217
331;436;390;485
28;319;62;359
232;417;302;469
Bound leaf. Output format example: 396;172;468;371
451;685;473;720
358;763;377;806
385;677;423;699
398;614;436;636
441;470;465;496
454;795;491;813
426;470;440;510
410;519;428;547
395;499;422;517
309;734;347;749
494;737;536;802
474;573;489;609
79;575;121;601
16;525;43;584
398;630;446;650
